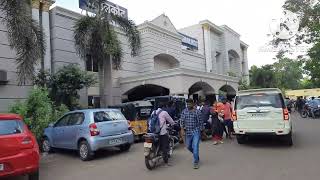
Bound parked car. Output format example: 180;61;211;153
0;114;39;180
42;109;134;161
233;88;293;146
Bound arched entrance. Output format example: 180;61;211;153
189;82;216;104
219;84;237;101
123;84;170;102
154;54;179;72
228;50;240;76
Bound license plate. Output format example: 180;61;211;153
144;142;152;148
251;113;266;117
0;164;3;171
109;138;122;145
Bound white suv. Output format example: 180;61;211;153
233;88;293;146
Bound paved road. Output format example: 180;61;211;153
6;113;320;180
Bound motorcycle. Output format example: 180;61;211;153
143;124;179;170
301;104;320;118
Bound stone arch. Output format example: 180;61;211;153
122;84;170;102
154;53;179;72
228;49;240;76
188;81;216;104
219;84;237;101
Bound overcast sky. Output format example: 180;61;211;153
54;0;288;68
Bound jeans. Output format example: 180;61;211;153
224;119;234;136
185;131;200;164
159;134;169;163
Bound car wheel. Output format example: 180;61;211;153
28;170;39;180
119;144;131;152
236;135;246;144
79;141;93;161
285;133;293;146
42;137;53;153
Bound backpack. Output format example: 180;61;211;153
148;110;163;134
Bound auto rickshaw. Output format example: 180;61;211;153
110;101;153;141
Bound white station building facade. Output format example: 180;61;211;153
0;1;249;111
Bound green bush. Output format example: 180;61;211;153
9;88;68;139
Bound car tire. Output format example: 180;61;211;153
78;141;93;161
28;170;39;180
285;133;293;146
42;137;54;153
236;135;246;144
119;144;131;152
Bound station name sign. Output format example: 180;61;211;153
79;0;128;19
179;33;198;50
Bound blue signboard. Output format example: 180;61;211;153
179;33;198;50
79;0;128;19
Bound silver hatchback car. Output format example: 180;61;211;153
42;109;134;161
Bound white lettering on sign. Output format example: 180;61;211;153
79;0;128;19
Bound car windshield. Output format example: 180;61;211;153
0;120;23;136
236;93;285;110
94;111;126;122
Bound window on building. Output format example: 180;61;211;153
88;96;101;108
86;55;99;72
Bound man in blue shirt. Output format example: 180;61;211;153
180;99;204;169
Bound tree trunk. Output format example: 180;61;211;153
99;55;113;108
39;1;44;71
98;61;106;108
103;55;113;106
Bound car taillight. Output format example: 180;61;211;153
89;123;100;136
22;136;32;145
145;138;153;143
283;108;289;120
232;111;237;121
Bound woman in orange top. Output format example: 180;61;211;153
211;102;225;145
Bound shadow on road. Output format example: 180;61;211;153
240;136;293;149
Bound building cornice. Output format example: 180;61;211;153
199;20;224;34
50;6;82;20
120;68;239;84
240;41;249;48
221;25;240;37
138;21;183;41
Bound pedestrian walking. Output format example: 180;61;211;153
180;99;204;169
222;98;234;138
211;102;225;145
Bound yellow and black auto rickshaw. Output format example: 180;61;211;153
110;101;153;140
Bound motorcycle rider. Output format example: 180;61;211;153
153;101;175;166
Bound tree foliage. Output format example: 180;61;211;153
34;64;96;109
281;0;320;88
73;0;141;107
0;0;45;84
9;88;68;139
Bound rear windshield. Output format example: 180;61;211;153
0;120;23;136
94;111;126;122
235;93;285;110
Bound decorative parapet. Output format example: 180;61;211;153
32;0;55;11
120;68;240;85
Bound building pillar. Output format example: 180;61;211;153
203;25;212;72
32;0;53;73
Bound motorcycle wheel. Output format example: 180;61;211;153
301;111;308;118
145;155;156;170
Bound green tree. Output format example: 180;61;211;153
249;65;277;88
0;0;45;84
34;64;96;109
273;57;303;90
282;0;320;88
74;0;141;107
9;88;68;139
